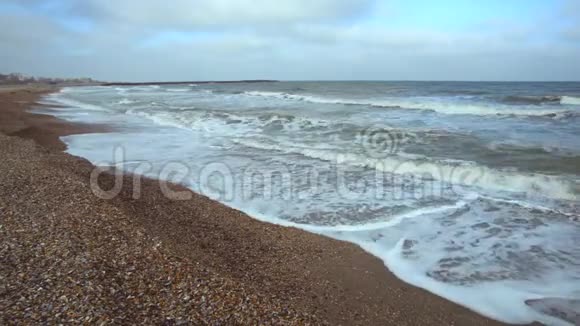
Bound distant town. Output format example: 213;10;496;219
0;73;98;86
0;73;277;87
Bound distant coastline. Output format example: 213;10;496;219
0;72;278;87
102;80;279;86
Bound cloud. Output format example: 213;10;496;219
562;27;580;42
0;14;59;48
74;0;373;29
0;0;579;81
559;0;580;42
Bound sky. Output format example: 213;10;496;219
0;0;579;81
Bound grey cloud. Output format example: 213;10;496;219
1;0;579;81
76;0;373;28
562;27;580;41
0;13;65;50
562;0;580;18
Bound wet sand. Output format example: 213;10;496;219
0;86;503;324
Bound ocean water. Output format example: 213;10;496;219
41;81;580;325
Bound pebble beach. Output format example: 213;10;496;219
0;86;503;325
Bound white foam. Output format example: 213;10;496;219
125;110;193;130
224;187;579;326
562;96;580;106
48;93;110;112
234;196;474;233
232;138;578;201
45;86;580;325
479;195;579;219
362;239;573;325
242;91;572;117
127;107;330;137
244;90;373;106
118;98;135;105
62;129;580;325
122;85;161;92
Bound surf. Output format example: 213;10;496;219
241;90;575;117
44;83;580;325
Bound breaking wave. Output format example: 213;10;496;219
561;96;580;105
48;84;580;325
501;95;580;106
232;138;579;201
241;91;576;117
500;95;561;105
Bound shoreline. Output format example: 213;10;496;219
0;86;106;151
0;86;504;324
102;80;278;86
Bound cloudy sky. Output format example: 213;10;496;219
1;0;579;81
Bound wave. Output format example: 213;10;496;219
126;107;332;135
500;95;562;105
561;96;580;105
49;94;111;112
243;197;476;233
537;110;580;120
52;84;580;326
499;95;580;106
126;106;580;178
207;172;579;326
243;91;366;106
118;98;135;105
440;89;491;96
114;85;161;92
241;91;573;117
232;138;578;201
211;90;244;95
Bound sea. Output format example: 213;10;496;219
40;81;580;325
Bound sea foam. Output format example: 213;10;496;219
242;91;573;117
46;85;580;325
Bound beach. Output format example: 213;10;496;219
0;86;508;324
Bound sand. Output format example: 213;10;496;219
0;86;505;324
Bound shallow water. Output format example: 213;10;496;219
42;81;580;325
